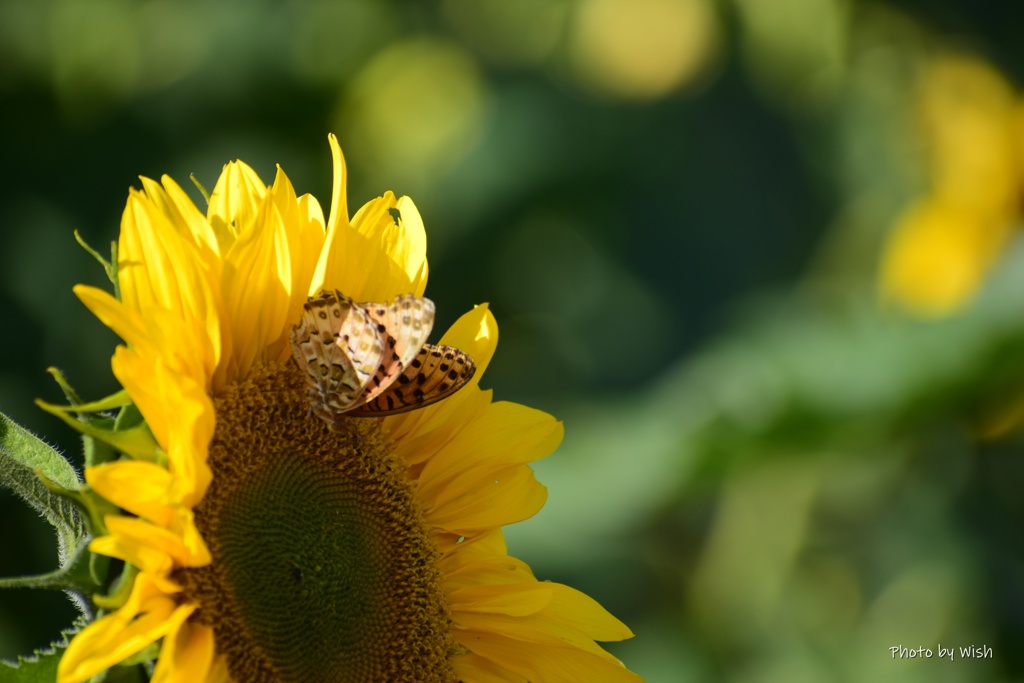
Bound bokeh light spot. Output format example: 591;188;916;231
568;0;720;101
337;38;488;190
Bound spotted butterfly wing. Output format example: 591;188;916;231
345;294;436;411
347;343;476;416
290;290;390;424
291;290;474;424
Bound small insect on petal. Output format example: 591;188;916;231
289;290;476;425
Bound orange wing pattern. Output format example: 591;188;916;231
290;290;475;425
347;343;476;416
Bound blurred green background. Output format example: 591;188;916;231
4;0;1024;681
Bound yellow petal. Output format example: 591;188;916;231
394;195;429;293
540;583;636;642
205;656;232;683
440;304;499;381
452;631;644;683
416;401;563;497
348;191;429;297
151;620;216;683
78;285;212;390
410;399;561;530
119;190;189;315
88;530;175;578
111;351;213;505
260;166;327;366
120;193;219;369
451;652;525;683
219;191;291;381
58;574;192;683
385;305;500;444
74;285;153;355
440;531;520;580
207;159;267;249
313;138;429;301
311;134;353;295
294;192;328;301
317;209;417;302
448;582;554;617
453;593;633;654
157;175;221;261
159;364;214;507
86;461;177;525
138;176;218;267
426;464;547;531
102;515;209;569
325;133;349;245
116;189;223;384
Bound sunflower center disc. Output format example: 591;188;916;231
179;363;455;683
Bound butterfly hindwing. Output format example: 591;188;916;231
347;343;476;416
291;290;475;422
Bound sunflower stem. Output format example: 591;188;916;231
0;539;97;595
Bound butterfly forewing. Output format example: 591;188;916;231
291;290;476;423
290;290;388;421
348;344;476;416
348;294;436;408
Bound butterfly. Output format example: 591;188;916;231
289;289;476;425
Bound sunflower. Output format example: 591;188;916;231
55;135;641;682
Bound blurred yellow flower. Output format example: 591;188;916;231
879;54;1023;316
56;135;640;682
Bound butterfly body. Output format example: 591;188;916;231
290;290;476;425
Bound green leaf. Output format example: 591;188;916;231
0;618;83;683
677;239;1024;475
0;620;150;683
0;648;60;683
0;412;84;563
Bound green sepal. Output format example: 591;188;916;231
46;367;85;407
112;403;144;432
40;372;146;468
35;399;158;463
73;229;120;301
89;662;150;683
118;643;158;668
190;173;212;204
42;381;133;414
92;564;137;612
35;470;118;540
